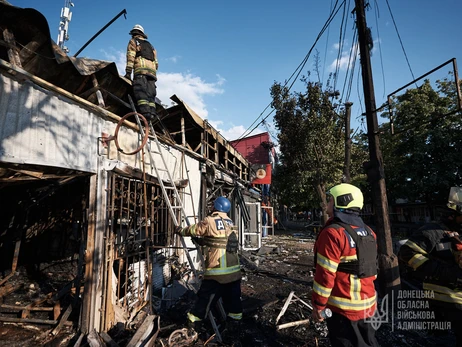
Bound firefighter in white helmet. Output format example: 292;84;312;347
312;183;379;347
399;187;462;345
125;24;158;122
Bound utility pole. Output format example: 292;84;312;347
343;102;353;183
354;0;400;295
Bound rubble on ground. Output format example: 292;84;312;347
0;225;458;346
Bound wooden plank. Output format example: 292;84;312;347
91;74;105;107
0;283;22;298
0;304;53;311
81;174;97;334
126;315;156;347
73;332;85;347
87;329;105;347
0;317;57;324
275;291;295;325
11;239;21;272
0;59;140;132
51;305;73;336
99;331;119;347
277;318;310;330
53;302;61;320
3;29;22;68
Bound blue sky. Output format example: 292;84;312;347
11;0;462;142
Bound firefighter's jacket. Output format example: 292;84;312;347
399;222;462;304
312;217;377;321
180;212;241;284
125;35;158;78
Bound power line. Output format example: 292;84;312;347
374;0;387;98
322;0;334;83
234;0;346;145
385;0;416;83
333;0;349;92
339;29;358;105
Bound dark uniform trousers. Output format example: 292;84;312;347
191;279;242;321
326;312;380;347
133;74;157;120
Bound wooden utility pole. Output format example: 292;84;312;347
354;0;400;294
343;102;353;183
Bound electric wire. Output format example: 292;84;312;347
374;0;386;98
322;0;334;84
385;0;416;83
344;38;358;103
234;0;346;144
13;40;56;60
356;64;364;119
338;29;357;107
333;0;349;92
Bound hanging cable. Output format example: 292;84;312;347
322;0;334;83
234;0;346;144
374;0;387;98
338;29;357;107
385;0;416;83
333;0;349;92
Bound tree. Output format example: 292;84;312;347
271;76;344;221
376;76;462;211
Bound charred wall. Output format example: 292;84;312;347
0;176;89;275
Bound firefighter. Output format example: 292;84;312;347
125;24;158;122
398;187;462;345
311;183;379;347
176;196;242;343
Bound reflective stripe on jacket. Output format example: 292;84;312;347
126;35;158;78
398;224;462;304
312;218;377;321
180;211;241;284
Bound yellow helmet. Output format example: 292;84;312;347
447;187;462;214
327;183;364;210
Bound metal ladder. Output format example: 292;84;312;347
127;97;226;342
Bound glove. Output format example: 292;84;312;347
124;73;131;80
174;226;183;235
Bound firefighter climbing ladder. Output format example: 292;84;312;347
126;96;226;342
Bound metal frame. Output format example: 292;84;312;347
261;206;274;237
239;202;262;251
387;58;462;135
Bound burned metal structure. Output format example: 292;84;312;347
0;2;260;344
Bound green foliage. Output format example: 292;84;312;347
375;76;462;206
271;77;345;210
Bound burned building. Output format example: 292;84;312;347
0;2;261;345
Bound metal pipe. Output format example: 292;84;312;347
387;58;456;98
74;9;127;57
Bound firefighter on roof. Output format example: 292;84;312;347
311;183;379;347
125;24;158;122
176;196;242;344
399;187;462;345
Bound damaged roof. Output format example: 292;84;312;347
0;2;251;182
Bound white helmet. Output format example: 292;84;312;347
130;24;147;38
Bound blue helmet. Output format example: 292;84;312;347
214;197;231;213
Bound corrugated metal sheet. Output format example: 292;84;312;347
0;71;203;196
0;74;99;172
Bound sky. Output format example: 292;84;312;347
10;0;462;143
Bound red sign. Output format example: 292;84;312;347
251;163;272;184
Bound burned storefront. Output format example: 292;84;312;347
0;2;260;345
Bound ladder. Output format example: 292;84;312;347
127;97;226;342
